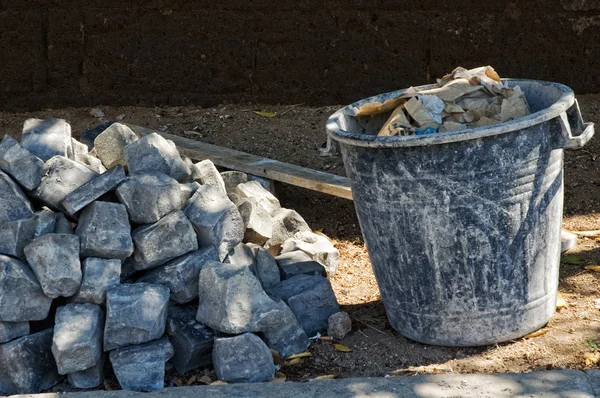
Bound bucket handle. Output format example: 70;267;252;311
558;99;595;149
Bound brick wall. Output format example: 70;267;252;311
1;0;599;110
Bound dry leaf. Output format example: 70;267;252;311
523;328;549;339
562;254;585;265
313;375;336;380
319;336;334;341
186;375;198;386
284;358;304;367
199;375;212;385
585;265;600;272
333;343;352;352
584;352;600;366
173;377;184;387
556;295;568;311
287;352;312;360
103;381;113;391
254;111;277;118
355;97;404;117
271;349;284;367
572;230;600;237
210;380;229;386
270;371;287;383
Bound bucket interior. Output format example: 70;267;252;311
333;80;572;138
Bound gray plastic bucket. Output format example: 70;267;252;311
326;80;594;346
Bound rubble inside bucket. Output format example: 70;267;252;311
355;66;533;136
0;119;343;394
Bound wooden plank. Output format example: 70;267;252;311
126;124;353;200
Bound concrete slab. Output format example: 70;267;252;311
4;370;598;398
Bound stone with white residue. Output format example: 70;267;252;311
93;123;138;169
0;209;56;259
30;156;98;212
328;312;352;340
184;184;244;261
0;134;46;190
21;118;72;162
221;171;248;194
71;138;89;157
116;172;183;224
24;233;82;299
236;181;281;216
275;251;326;279
68;356;105;389
0;321;29;344
180;181;201;203
52;303;104;375
196;261;279;334
137;246;218;304
0;329;61;395
61;165;126;215
266;208;311;248
75;153;107;174
0;170;34;225
191;160;227;195
0;255;53;322
266;274;340;337
109;336;173;392
212;333;275;383
124;133;189;181
103;283;170;351
76;201;134;260
167;305;218;375
281;231;339;276
132;210;198;270
72;258;121;305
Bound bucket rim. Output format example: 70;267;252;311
326;79;575;148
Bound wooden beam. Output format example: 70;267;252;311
126;124;353;200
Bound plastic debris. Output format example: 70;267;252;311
357;66;533;137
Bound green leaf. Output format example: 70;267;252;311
562;254;585;265
254;111;277;118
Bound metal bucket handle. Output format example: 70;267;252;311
559;99;595;149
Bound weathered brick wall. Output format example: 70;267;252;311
1;0;599;110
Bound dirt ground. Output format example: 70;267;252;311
1;96;600;388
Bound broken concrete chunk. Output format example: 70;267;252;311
184;184;244;261
248;175;276;194
80;121;115;150
124;133;189;181
180;181;201;203
212;333;275;383
167;305;218;375
76;201;134;260
132;210;198;270
258;298;309;359
109;336;173;392
75;153;107;174
116;172;183;224
225;243;256;268
52;303;104;375
266;208;311;248
220;171;248;194
328;312;352;340
236;181;281;216
243;200;273;245
137;246;218;304
72;258;121;305
229;193;252;230
93;123;138;169
0;321;29;344
0;255;53;322
0;329;61;395
71;138;89;157
31;156;98;212
250;245;281;289
104;283;170;351
61;165;126;215
281;231;339;276
0;170;34;225
276;251;326;279
266;274;340;337
24;233;82;299
21;118;72;162
54;212;74;234
68;356;105;389
0;209;56;259
0;134;46;190
192;160;227;195
196;261;279;334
